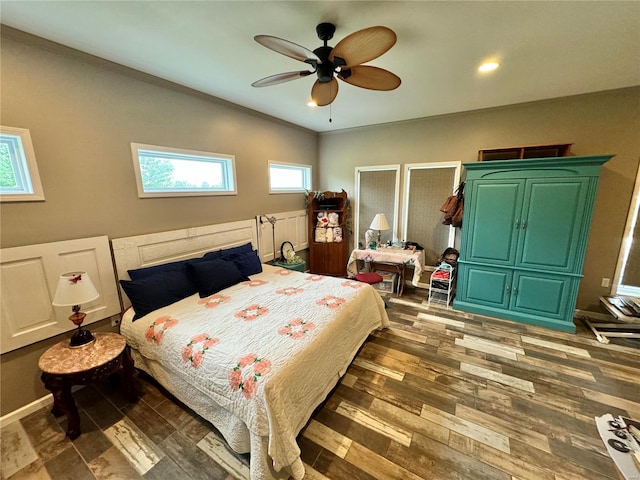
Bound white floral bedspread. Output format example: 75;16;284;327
121;265;389;479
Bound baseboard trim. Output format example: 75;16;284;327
574;308;612;322
0;394;53;428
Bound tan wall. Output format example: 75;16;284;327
0;30;318;415
318;87;640;312
0;30;317;248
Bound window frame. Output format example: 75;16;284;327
268;161;312;194
130;143;237;198
0;126;45;202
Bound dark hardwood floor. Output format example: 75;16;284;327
2;286;639;480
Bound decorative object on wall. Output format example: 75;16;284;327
252;23;401;106
369;213;390;246
52;272;100;347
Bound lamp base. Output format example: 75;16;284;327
69;328;95;348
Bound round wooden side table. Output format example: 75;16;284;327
38;332;139;439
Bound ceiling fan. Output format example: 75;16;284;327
252;23;401;106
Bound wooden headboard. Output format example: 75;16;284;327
112;220;258;309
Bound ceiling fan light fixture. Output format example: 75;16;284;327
253;23;400;106
478;61;500;73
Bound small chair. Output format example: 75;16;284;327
354;271;384;286
354;272;387;308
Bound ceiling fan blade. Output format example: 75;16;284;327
254;35;321;64
329;26;397;68
252;70;313;87
338;66;401;91
311;79;339;106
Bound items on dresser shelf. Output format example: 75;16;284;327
308;190;349;276
454;155;612;332
428;262;456;308
582;296;640;344
38;332;140;439
347;246;425;296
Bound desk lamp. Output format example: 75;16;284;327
52;272;100;347
369;213;390;246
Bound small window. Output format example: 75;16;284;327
0;126;45;202
131;143;237;198
269;161;311;193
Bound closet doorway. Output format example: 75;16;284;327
354;166;400;249
612;162;640;297
403;162;461;267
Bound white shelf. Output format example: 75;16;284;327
428;264;455;308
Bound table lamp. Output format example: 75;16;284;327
52;272;100;347
370;213;390;246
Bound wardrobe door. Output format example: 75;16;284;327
516;178;589;273
457;265;512;310
511;271;572;320
464;180;524;266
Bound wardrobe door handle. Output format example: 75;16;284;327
506;286;511;295
513;287;518;296
514;220;520;229
522;220;528;230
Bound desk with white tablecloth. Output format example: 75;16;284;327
346;247;425;295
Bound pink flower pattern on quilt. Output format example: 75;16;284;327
182;333;219;368
275;287;304;296
316;295;346;310
278;318;315;339
234;304;269;321
275;269;292;276
144;315;178;344
243;279;268;287
197;294;231;308
341;280;364;289
305;275;324;282
229;353;272;399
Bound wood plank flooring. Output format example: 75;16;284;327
2;286;639;480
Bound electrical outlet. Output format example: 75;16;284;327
601;277;610;288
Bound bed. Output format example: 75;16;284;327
113;221;389;480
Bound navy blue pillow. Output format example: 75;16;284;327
203;242;252;262
128;257;208;280
202;250;223;262
120;271;197;320
226;250;263;277
187;258;249;298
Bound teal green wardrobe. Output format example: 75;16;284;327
453;155;612;332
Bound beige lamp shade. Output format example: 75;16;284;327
52;272;99;307
370;213;390;231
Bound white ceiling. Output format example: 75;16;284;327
2;1;639;133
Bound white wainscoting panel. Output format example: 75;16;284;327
1;236;120;353
257;210;308;262
112;220;259;309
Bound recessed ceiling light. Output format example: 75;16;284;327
479;61;500;73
